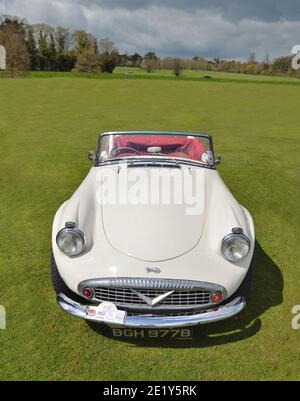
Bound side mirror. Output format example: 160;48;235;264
88;151;95;161
215;155;222;165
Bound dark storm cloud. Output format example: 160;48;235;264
88;0;300;22
1;0;300;60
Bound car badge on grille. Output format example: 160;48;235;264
146;267;161;274
131;289;174;306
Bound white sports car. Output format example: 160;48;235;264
52;131;255;329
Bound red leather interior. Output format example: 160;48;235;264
113;136;206;161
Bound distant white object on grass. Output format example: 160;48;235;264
125;71;134;76
0;45;6;70
0;305;5;329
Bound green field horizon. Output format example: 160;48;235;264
2;66;300;86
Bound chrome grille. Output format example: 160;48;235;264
79;278;226;310
93;287;211;307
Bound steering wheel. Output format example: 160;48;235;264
113;147;141;156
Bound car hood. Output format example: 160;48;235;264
101;166;206;262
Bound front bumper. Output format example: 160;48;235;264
57;293;246;328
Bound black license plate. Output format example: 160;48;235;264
111;328;193;339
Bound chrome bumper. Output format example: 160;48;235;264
57;293;246;328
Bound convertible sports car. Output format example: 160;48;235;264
51;131;255;330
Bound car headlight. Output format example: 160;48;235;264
56;222;85;256
221;228;250;262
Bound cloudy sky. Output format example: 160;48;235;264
0;0;299;60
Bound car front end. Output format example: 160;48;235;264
52;131;255;329
57;279;247;328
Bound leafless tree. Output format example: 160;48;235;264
141;58;158;73
248;52;257;64
161;57;186;76
99;37;115;55
99;38;118;73
264;51;270;65
0;23;29;78
173;58;185;76
141;52;160;73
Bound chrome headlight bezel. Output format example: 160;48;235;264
56;222;86;256
221;228;251;262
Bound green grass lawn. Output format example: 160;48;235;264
0;74;300;380
2;67;297;85
114;67;300;82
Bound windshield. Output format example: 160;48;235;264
97;133;214;165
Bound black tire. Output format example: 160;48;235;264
50;251;86;304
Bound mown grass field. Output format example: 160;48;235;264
0;72;300;380
1;67;299;84
114;67;300;82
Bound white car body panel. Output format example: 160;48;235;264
102;166;206;261
52;165;255;299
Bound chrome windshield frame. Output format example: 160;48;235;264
94;131;216;169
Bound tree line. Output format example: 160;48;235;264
0;15;120;77
0;15;299;78
192;53;300;77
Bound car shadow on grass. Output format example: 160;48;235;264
87;241;283;348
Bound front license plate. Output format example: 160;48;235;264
111;328;193;340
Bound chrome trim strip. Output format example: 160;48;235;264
57;293;88;318
100;131;212;141
57;294;246;328
131;289;175;307
78;278;225;291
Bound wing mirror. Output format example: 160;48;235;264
215;155;222;165
88;151;96;161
